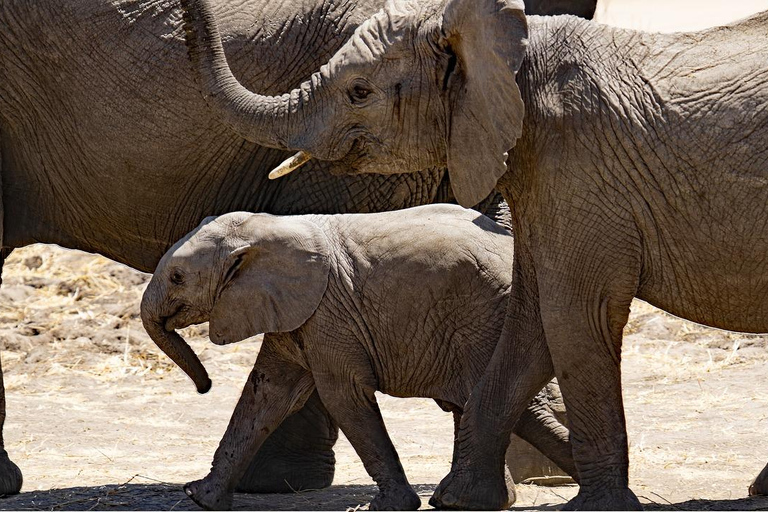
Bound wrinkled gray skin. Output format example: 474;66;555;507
182;0;768;508
141;205;577;510
0;0;592;495
0;0;513;496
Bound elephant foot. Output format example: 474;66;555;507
749;463;768;496
563;486;642;511
0;450;22;495
429;466;515;510
369;483;420;511
184;477;233;511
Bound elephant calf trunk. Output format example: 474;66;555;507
141;304;212;394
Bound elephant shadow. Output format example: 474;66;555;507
509;494;768;512
0;483;766;510
0;482;422;510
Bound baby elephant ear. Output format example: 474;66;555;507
440;0;528;207
209;217;331;345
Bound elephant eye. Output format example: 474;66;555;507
348;80;374;105
170;270;185;285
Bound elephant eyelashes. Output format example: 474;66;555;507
171;270;185;285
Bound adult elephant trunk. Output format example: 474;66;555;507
180;0;328;157
141;293;212;394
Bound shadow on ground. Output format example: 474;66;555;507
0;483;436;511
641;495;768;511
1;483;767;511
508;494;768;512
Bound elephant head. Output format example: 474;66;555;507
141;212;331;390
181;0;528;207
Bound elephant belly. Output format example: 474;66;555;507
637;228;768;334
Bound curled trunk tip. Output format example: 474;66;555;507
142;311;212;394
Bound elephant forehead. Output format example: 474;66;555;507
170;236;223;263
325;6;416;75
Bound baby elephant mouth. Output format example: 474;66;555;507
164;314;191;332
163;305;210;332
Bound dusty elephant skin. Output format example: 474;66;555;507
141;205;576;511
181;0;768;508
0;0;527;496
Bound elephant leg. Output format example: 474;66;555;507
313;365;420;511
236;332;338;493
511;384;577;482
0;354;22;496
430;249;555;510
749;463;768;495
448;408;519;503
184;342;315;510
535;235;642;511
0;249;22;496
235;390;338;493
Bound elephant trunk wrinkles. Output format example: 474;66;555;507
180;0;325;155
141;295;212;394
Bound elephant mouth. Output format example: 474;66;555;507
336;138;372;173
164;308;206;332
164;314;187;332
336;135;410;175
339;137;424;176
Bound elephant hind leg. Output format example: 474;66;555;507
313;359;420;510
510;381;576;483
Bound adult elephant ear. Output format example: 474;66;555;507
208;216;331;345
440;0;528;208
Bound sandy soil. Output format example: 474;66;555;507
0;244;766;510
593;0;768;32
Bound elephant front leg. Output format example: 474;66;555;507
534;231;643;510
0;250;23;495
184;343;315;510
235;390;338;493
0;353;22;495
431;251;555;510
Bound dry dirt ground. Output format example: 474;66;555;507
0;244;765;510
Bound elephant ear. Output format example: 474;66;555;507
208;217;331;345
440;0;528;207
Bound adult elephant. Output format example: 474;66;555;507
180;0;768;509
0;0;592;496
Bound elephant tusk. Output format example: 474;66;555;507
268;151;311;180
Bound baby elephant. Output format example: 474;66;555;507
141;204;574;510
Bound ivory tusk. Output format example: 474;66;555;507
268;151;312;180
